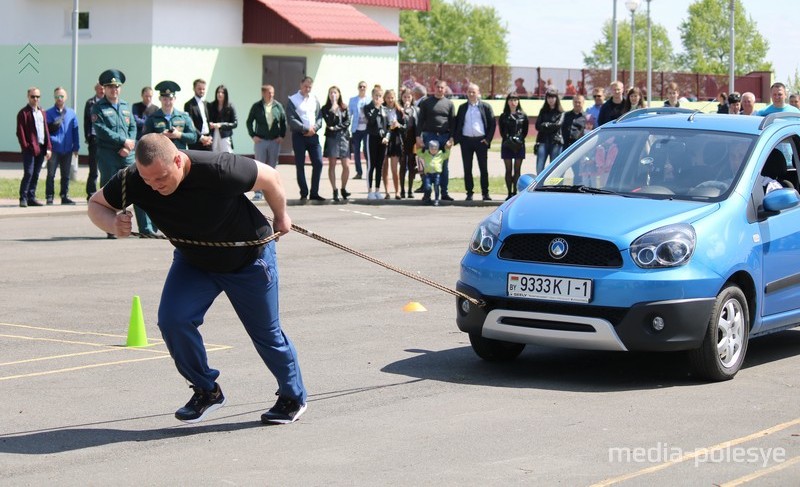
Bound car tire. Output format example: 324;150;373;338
469;333;525;362
688;285;749;381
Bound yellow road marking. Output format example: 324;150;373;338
0;322;233;381
0;355;172;381
0;348;126;366
0;321;135;339
0;345;229;381
719;455;800;486
590;417;800;486
0;333;165;351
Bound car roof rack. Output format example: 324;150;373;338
616;107;696;123
758;112;800;130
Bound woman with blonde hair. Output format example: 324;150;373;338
382;89;405;199
364;86;389;199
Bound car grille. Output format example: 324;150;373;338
498;234;623;267
488;297;628;326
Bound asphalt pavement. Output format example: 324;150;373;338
1;155;799;485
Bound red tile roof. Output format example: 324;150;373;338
244;0;404;46
311;0;430;11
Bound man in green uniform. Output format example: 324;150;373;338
143;81;197;150
92;69;157;237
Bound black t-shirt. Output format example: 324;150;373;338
103;150;270;273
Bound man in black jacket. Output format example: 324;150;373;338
184;79;213;150
83;82;104;199
453;83;496;200
416;79;456;200
598;81;625;126
562;94;587;150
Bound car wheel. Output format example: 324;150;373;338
688;285;749;381
469;333;525;362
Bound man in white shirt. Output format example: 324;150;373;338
184;78;213;150
286;76;325;201
453;83;495;200
348;81;369;180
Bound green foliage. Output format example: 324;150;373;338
583;13;675;71
400;0;508;65
678;0;771;75
786;68;800;96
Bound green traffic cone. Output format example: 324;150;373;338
126;295;149;347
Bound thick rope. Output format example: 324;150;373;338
286;221;484;307
120;167;482;306
120;166;281;247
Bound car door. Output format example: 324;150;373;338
759;136;800;323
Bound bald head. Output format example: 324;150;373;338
136;133;179;167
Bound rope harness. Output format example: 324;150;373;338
119;168;483;307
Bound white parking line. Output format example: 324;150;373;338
338;208;386;220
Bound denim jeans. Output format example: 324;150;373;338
19;150;45;201
421;132;450;194
423;172;441;201
158;243;306;402
46;151;72;199
536;142;563;174
291;132;324;198
350;129;368;176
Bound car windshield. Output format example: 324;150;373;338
535;128;757;201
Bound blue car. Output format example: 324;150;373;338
456;108;800;381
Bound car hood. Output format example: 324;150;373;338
502;192;719;249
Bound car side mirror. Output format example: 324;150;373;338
518;174;535;190
759;188;800;220
763;188;800;212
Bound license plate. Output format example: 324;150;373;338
507;273;592;303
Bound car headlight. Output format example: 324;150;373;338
630;223;696;268
469;210;503;256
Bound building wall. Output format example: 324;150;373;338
0;0;400;156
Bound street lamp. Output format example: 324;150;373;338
646;0;652;107
612;0;618;83
625;0;641;91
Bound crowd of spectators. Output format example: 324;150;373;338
15;74;800;208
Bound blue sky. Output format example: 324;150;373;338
474;0;799;82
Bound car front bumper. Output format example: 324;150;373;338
456;282;715;352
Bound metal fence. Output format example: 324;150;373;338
399;63;772;102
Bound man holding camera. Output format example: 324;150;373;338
143;80;197;150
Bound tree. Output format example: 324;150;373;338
583;13;675;71
399;0;508;65
786;68;800;96
678;0;771;75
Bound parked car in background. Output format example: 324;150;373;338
456;108;800;381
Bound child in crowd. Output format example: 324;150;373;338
419;139;449;206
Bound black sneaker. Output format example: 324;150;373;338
175;383;226;423
441;194;455;201
261;395;307;425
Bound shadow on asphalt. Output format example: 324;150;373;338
381;329;800;392
0;409;269;454
5;236;106;242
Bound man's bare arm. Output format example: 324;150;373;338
88;190;132;237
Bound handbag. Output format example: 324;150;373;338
503;136;524;153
